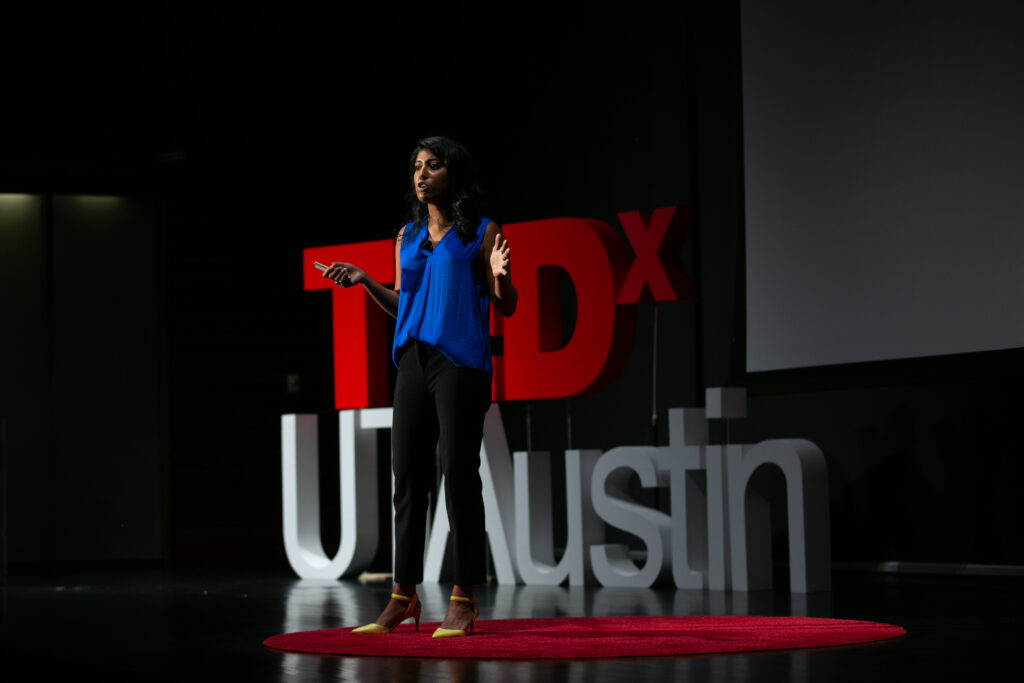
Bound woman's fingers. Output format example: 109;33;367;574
490;235;511;277
493;236;509;259
325;262;353;286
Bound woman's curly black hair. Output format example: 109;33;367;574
405;136;485;244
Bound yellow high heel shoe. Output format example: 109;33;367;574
352;593;421;634
431;595;479;638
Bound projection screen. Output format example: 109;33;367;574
741;0;1024;372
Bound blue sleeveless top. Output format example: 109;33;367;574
392;216;492;375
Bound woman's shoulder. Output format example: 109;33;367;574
476;215;496;235
479;217;502;237
399;219;423;242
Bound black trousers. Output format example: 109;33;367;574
391;341;491;585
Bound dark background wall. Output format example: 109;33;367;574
1;1;1020;572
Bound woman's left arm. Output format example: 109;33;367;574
482;221;517;317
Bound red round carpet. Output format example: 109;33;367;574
263;616;905;659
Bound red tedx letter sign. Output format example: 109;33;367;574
498;218;634;401
304;207;696;409
616;207;697;304
303;240;394;410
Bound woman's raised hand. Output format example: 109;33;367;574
490;233;510;279
324;262;366;288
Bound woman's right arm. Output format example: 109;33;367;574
323;227;403;319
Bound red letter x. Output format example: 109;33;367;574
615;206;697;304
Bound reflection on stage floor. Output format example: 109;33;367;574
0;564;1018;682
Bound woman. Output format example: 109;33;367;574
324;136;517;638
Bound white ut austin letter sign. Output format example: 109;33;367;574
280;410;387;579
280;388;832;593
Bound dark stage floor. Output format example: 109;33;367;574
0;563;1019;681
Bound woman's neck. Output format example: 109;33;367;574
426;203;451;229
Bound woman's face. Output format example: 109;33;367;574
413;149;449;204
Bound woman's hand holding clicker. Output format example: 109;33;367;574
324;262;366;288
324;259;399;318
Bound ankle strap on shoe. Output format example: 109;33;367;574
449;595;477;603
391;593;414;602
